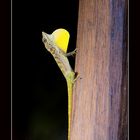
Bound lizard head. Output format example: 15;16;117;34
42;31;57;54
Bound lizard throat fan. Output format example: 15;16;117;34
43;28;70;53
52;29;70;53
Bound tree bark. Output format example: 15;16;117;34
71;0;128;140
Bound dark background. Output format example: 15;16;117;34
13;0;79;140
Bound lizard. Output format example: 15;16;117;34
42;28;77;140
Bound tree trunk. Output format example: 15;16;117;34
71;0;128;140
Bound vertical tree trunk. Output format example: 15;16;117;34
71;0;128;140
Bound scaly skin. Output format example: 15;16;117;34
42;31;76;140
66;72;75;140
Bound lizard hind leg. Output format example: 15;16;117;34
66;71;79;84
72;72;79;83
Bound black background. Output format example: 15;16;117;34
12;0;79;140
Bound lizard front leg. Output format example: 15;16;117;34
65;48;77;57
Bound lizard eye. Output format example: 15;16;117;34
42;38;47;43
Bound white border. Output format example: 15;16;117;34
11;0;12;138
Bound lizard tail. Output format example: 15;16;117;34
67;80;73;140
66;71;75;140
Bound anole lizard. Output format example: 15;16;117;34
42;28;77;140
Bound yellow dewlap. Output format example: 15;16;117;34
52;29;70;53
